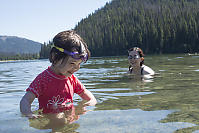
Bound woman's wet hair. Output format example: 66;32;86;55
49;30;90;64
128;47;144;66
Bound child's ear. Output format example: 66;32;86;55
51;52;58;64
51;53;56;61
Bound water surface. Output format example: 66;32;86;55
0;54;199;133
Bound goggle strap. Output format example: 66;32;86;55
53;45;64;53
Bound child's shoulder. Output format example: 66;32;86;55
69;74;77;80
38;68;49;76
68;74;82;84
33;68;50;80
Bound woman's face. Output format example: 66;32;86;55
128;50;141;66
54;56;82;77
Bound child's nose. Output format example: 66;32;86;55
73;64;80;70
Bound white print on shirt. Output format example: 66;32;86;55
47;95;64;109
47;95;72;109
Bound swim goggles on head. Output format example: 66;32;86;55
53;44;88;63
128;54;140;59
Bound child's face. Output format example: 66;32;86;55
55;56;82;77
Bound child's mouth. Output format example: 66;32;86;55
68;71;73;74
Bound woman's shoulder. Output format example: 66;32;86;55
142;65;155;75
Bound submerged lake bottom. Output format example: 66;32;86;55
0;54;199;133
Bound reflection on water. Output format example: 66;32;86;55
29;102;88;133
0;54;199;133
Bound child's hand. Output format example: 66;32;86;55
25;113;43;119
77;100;96;107
83;99;97;106
78;89;97;106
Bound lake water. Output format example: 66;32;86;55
0;54;199;133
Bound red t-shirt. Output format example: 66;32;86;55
26;67;85;113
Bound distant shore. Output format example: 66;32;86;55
0;60;17;62
0;59;40;63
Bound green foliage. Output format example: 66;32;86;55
0;53;39;61
73;0;199;56
39;41;52;59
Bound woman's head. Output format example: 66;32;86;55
49;30;90;64
128;47;144;66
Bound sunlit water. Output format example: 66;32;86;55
0;54;199;133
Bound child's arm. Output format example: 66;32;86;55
78;89;97;106
20;91;37;118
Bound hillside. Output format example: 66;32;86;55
75;0;199;56
0;36;41;55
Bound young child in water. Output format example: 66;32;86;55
128;47;155;75
20;30;97;118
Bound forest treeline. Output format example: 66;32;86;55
74;0;199;56
0;53;39;61
40;0;199;57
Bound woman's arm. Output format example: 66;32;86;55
143;65;155;75
78;89;97;106
20;91;36;118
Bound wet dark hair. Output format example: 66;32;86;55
49;30;90;64
128;47;144;66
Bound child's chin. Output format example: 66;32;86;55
66;73;72;77
60;72;71;77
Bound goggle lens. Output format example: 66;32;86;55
71;53;88;63
128;54;140;59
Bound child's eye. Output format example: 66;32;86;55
70;62;75;66
70;62;80;66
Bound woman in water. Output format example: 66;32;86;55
128;47;155;75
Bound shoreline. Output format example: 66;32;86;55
0;59;40;63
